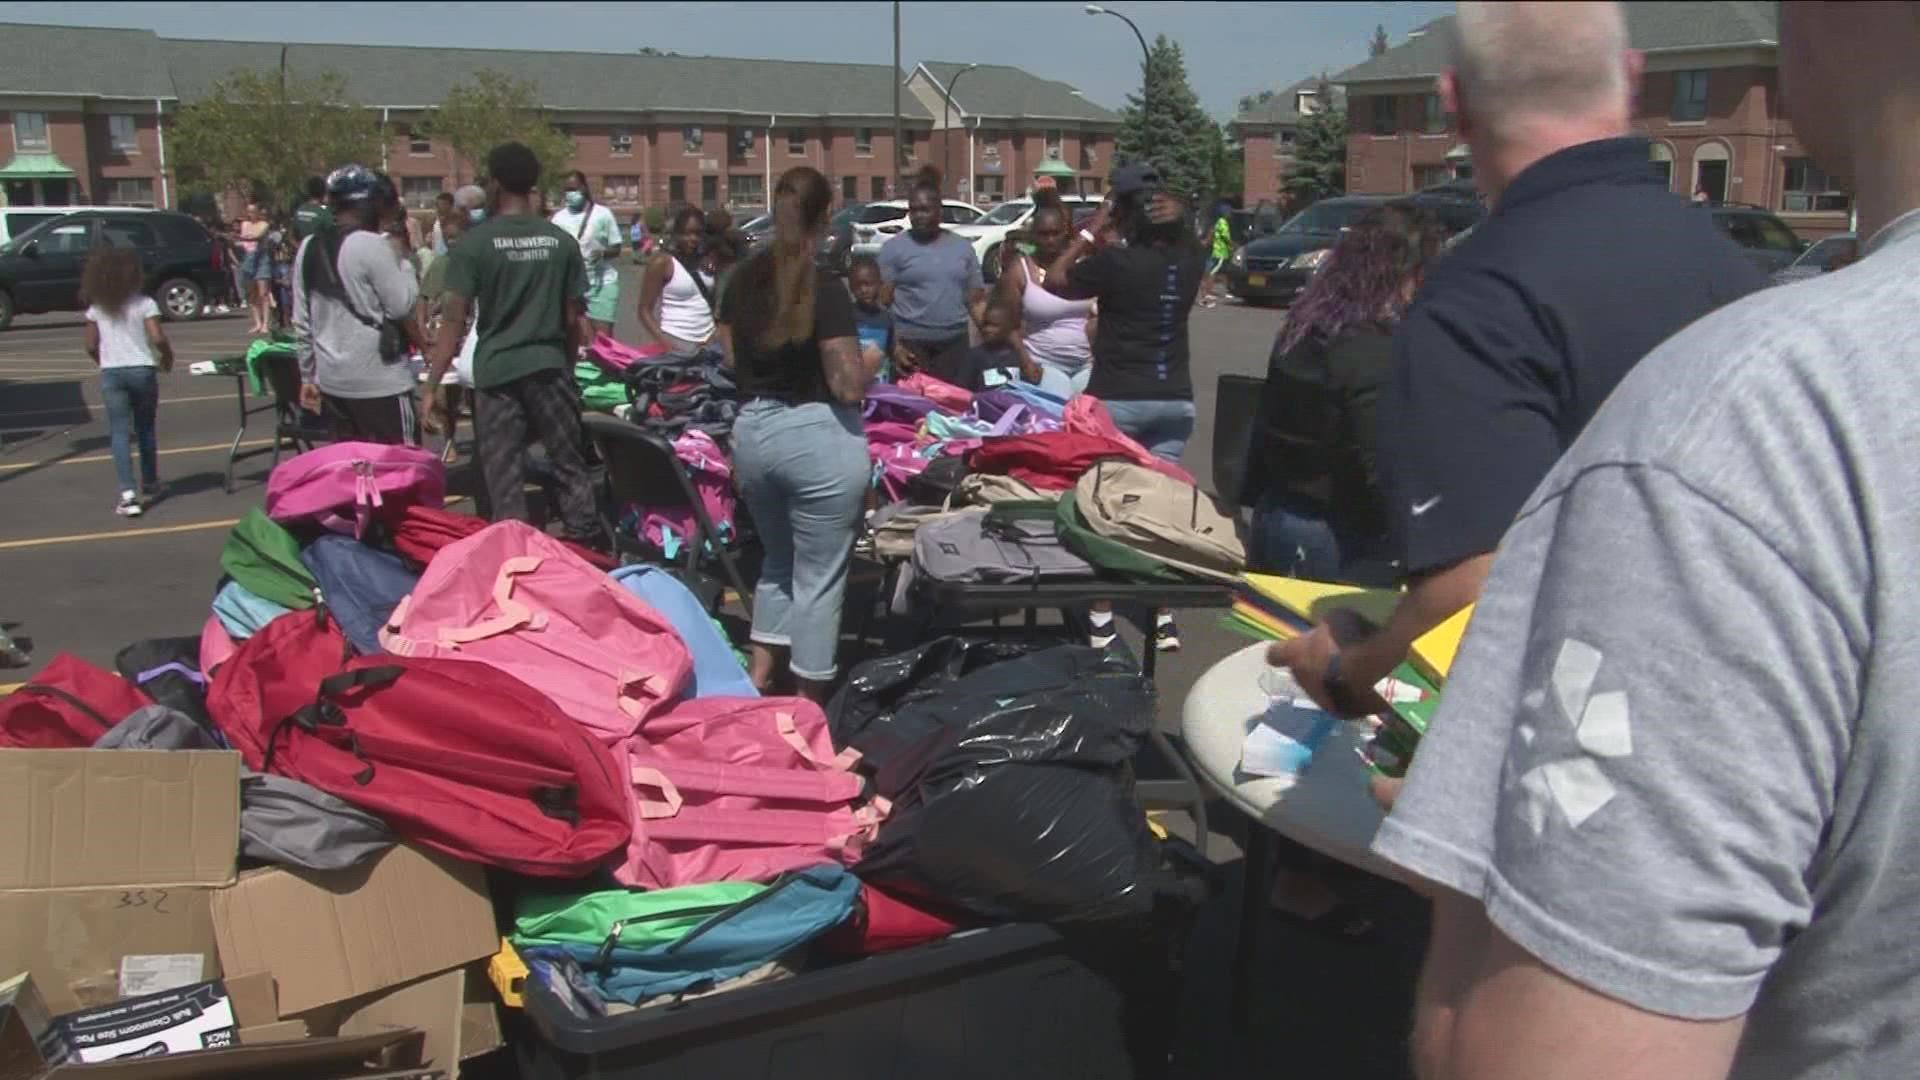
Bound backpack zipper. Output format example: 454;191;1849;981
662;871;808;956
233;528;324;606
591;900;743;966
18;685;117;730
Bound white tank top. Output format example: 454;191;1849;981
656;256;715;345
1019;258;1093;374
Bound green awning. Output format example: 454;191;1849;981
0;153;77;180
1033;159;1077;179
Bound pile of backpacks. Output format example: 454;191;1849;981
0;438;1204;1018
864;371;1249;593
574;333;739;438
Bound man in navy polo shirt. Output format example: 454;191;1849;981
1274;1;1762;733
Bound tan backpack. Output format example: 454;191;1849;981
1073;460;1246;583
948;473;1053;508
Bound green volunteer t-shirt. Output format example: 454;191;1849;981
1211;216;1232;260
292;202;333;239
443;213;587;390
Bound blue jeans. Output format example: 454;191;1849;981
1250;492;1344;580
101;366;160;494
732;400;870;681
1104;398;1196;465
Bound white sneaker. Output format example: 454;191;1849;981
115;491;143;517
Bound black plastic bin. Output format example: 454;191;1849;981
512;921;1179;1080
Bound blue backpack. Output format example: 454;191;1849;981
515;864;858;1004
609;564;755;698
299;535;421;655
212;579;294;640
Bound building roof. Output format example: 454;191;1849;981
917;62;1119;124
1331;1;1779;84
0;23;176;100
161;39;930;119
1232;76;1346;128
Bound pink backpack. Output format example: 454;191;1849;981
625;430;736;560
379;521;692;744
1063;395;1198;486
265;442;446;539
897;372;972;413
588;333;668;374
199;614;237;675
615;696;886;887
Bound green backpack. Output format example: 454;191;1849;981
511;880;764;952
220;509;320;609
1053;491;1189;583
574;361;632;414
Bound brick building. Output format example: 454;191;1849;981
1330;2;1850;240
906;62;1120;205
6;22;1093;216
1231;76;1343;211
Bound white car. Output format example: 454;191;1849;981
848;199;984;259
954;195;1103;282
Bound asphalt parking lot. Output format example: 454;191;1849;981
0;272;1428;1078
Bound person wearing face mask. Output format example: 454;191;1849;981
637;206;716;358
550;171;624;336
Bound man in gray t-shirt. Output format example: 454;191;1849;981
1373;6;1920;1077
876;182;985;386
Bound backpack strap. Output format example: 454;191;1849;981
134;662;208;688
627;755;864;806
774;711;863;772
435;555;549;646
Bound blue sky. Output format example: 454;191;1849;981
14;1;1454;118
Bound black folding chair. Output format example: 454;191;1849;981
224;349;332;492
582;413;754;615
1211;372;1265;507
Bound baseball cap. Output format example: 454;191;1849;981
1110;163;1161;197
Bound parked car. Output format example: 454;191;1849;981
734;212;774;254
848;199;984;259
1769;232;1858;286
0;205;139;249
1698;203;1804;274
816;202;868;273
0;209;223;330
954;195;1103;282
1227;191;1483;307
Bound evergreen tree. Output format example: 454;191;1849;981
1114;34;1217;201
1284;79;1347;204
1370;24;1391;56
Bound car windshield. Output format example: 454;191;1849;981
830;206;865;228
1792;235;1856;268
858;205;907;225
739;214;772;233
1279;201;1371;235
1;214;75;254
979;201;1032;226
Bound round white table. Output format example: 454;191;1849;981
1180;642;1394;1029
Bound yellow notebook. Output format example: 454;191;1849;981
1239;573;1472;684
1409;604;1472;683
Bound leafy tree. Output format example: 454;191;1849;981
169;68;379;210
1370;23;1391;57
1113;34;1218;201
423;70;575;186
1284;80;1347;204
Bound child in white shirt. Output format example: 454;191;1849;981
83;247;174;517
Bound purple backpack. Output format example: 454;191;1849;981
864;384;942;425
265;442;446;539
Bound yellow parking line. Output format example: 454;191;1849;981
0;518;239;551
0;682;21;695
0;392;232;420
0;439;273;472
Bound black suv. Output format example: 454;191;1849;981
0;210;225;330
1227;190;1484;306
1697;203;1804;274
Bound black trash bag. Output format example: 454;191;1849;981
114;636;212;729
841;640;1176;924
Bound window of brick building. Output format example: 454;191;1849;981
788;130;806;155
604;175;641;203
1670;71;1709;121
729;174;765;208
401;176;444;209
1045;130;1063;160
611;128;633;156
870;175;885;200
1422;94;1447;135
13;112;49;151
669;175;687;204
108;114;139;154
980;130;1000;160
974;174;1004;203
701;175;718;206
1649;142;1674;189
734;129;755;157
1413;164;1452;189
1368;96;1397;136
1080;140;1097;169
405;130;430;156
104;177;156;207
1275;129;1297;157
842;176;857;201
684;126;704;154
1782;157;1851;212
855;128;874;156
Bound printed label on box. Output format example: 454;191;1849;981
48;979;237;1064
119;954;207;999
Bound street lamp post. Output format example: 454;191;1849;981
1085;4;1153;166
942;63;980;199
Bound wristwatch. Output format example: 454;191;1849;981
1323;651;1368;717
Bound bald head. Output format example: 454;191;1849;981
1449;1;1631;133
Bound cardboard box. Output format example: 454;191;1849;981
0;973;53;1080
44;1025;419;1078
0;888;220;1014
0;751;241;890
210;845;495;1016
44;979;238;1064
235;1019;306;1045
296;962;501;1075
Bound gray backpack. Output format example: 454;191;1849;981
912;503;1092;584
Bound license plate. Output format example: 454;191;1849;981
1247;274;1267;286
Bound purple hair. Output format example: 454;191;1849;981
1274;203;1447;356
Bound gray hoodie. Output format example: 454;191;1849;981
292;230;420;398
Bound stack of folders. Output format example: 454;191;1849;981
1223;574;1472;778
